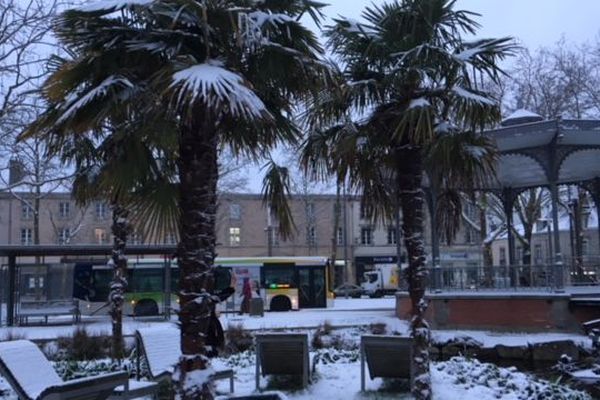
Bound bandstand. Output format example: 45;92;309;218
399;111;600;332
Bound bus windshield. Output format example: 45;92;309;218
263;264;296;288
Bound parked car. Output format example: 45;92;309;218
333;283;363;298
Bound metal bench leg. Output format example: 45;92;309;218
360;343;365;391
229;375;234;393
255;343;260;391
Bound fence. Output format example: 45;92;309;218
426;258;600;292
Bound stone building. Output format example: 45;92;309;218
0;191;482;286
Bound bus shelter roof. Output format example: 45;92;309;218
0;244;178;258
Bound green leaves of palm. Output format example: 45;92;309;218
26;0;330;241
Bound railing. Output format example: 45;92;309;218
424;260;600;292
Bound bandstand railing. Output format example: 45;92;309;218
424;256;600;292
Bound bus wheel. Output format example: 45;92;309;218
134;299;159;316
270;295;292;312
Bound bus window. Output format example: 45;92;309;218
131;269;163;293
263;264;296;288
91;269;112;302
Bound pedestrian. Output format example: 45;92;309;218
240;277;252;314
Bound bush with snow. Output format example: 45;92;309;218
433;357;591;400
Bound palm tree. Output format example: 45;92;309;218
303;1;514;398
25;1;328;397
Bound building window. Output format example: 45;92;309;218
131;231;143;245
336;227;344;245
229;203;241;219
95;202;108;219
307;226;316;245
582;238;589;255
164;232;177;245
94;228;108;244
534;244;542;264
387;226;397;245
464;226;478;245
21;228;33;245
499;247;506;266
463;201;477;220
21;202;33;219
307;203;316;220
58;228;70;244
268;227;279;246
229;227;241;246
360;227;372;245
359;203;372;219
59;202;71;218
516;246;523;265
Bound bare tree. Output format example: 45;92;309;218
506;39;600;119
0;1;75;246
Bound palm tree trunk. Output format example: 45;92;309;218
397;147;431;400
109;203;129;360
176;116;219;400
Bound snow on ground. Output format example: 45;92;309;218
209;352;591;400
0;296;594;400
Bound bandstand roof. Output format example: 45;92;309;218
482;117;600;191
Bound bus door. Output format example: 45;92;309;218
298;265;326;308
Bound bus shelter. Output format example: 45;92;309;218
426;111;600;290
0;244;177;326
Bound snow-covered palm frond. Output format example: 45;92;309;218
76;0;154;13
57;76;135;125
452;86;496;106
169;61;271;121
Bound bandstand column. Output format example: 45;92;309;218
501;188;516;266
549;181;564;289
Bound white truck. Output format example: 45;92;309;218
360;264;401;298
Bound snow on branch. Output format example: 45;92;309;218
170;60;270;120
57;76;134;124
452;86;496;106
76;0;154;12
409;98;430;109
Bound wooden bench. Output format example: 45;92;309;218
255;333;309;391
18;300;80;325
135;326;234;393
360;335;413;391
582;318;600;335
0;339;141;400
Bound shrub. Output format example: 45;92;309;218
56;327;111;361
368;322;387;335
224;323;253;355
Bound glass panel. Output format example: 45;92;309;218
130;269;164;292
312;268;326;307
263;265;296;288
298;268;310;307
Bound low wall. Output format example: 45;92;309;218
396;291;600;332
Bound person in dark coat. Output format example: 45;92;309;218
240;277;252;315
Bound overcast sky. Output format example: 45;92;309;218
306;0;600;50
